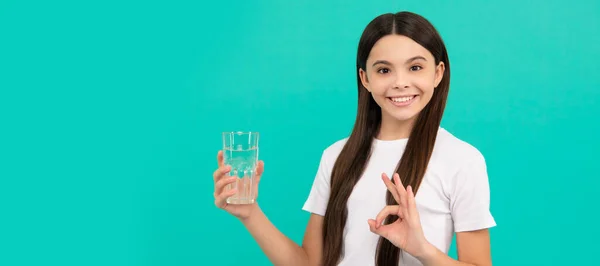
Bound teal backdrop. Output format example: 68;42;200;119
1;0;599;265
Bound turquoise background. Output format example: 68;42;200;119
1;0;598;265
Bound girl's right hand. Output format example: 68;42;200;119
213;150;264;220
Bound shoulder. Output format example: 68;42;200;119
312;137;350;179
319;137;348;164
430;128;487;174
429;128;491;203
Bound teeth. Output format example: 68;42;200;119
390;96;414;103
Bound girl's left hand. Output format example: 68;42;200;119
368;173;431;258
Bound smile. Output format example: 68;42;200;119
387;95;417;107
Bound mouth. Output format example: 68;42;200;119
387;95;417;107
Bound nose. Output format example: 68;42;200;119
392;73;409;89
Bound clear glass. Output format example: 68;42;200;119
222;131;259;204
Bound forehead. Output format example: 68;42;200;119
367;35;433;63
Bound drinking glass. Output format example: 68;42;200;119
222;131;259;204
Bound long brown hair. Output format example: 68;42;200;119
321;11;451;266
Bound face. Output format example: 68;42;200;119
359;35;445;124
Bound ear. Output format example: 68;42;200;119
434;61;445;88
359;68;370;92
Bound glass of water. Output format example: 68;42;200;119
222;131;259;204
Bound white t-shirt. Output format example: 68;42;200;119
302;127;496;266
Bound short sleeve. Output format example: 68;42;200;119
301;151;332;216
450;152;497;232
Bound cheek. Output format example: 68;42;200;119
368;77;389;92
368;83;389;104
415;78;435;94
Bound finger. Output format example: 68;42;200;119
381;173;400;204
368;219;379;233
393;174;410;218
252;161;264;199
393;173;408;203
255;160;264;182
407;185;420;220
217;150;224;167
215;188;238;208
213;165;231;182
375;205;402;228
214;176;237;196
368;219;390;238
368;219;376;232
368;219;381;234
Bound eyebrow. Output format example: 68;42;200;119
372;56;427;67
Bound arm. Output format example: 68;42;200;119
415;151;495;266
369;173;494;266
417;229;492;266
212;151;324;266
241;207;323;266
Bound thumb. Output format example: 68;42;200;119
255;160;264;182
368;219;386;237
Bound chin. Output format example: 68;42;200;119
381;96;428;122
390;112;420;123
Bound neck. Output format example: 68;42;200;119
376;113;416;140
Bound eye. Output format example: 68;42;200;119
377;68;390;74
410;65;423;71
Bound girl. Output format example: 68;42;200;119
212;11;496;266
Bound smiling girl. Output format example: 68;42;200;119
213;11;496;266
